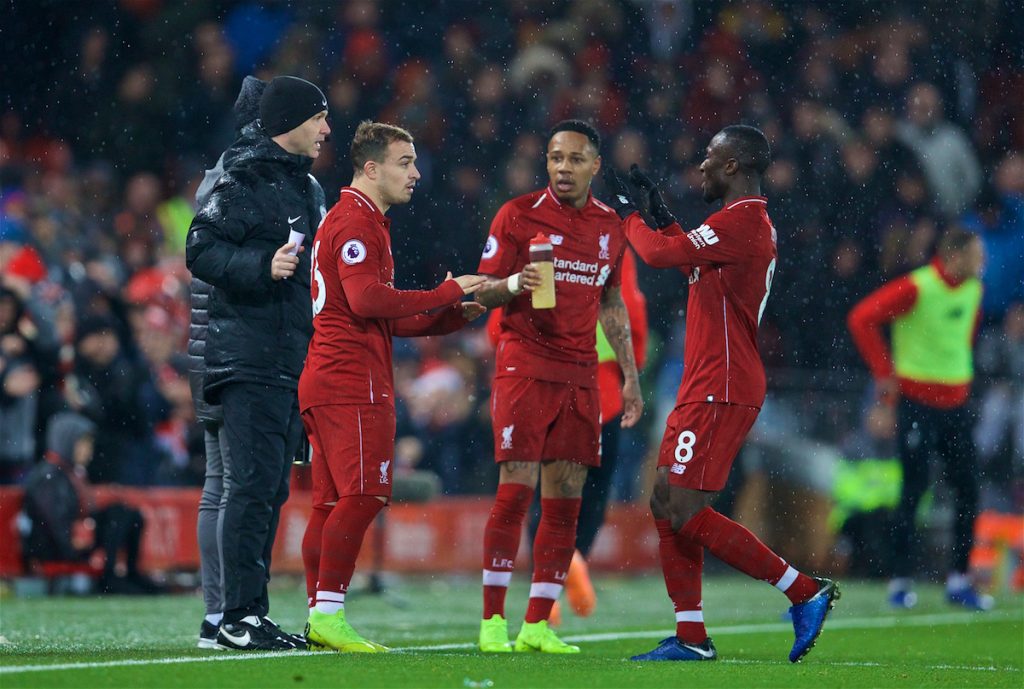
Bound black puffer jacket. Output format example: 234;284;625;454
185;114;326;404
188;76;265;423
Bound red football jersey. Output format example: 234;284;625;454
624;196;778;408
478;187;625;387
299;187;464;410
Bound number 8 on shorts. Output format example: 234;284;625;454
674;430;697;463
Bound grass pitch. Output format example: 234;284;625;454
1;575;1021;688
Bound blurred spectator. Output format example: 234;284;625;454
222;1;293;76
636;0;694;61
49;26;119;165
0;286;42;484
400;340;479;494
861;105;918;176
973;303;1024;512
896;82;982;218
0;213;48;285
832;139;885;240
19;412;160;594
108;64;169;176
67;315;171;485
960;152;1024;318
176;22;238;163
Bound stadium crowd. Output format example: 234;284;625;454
1;0;1021;525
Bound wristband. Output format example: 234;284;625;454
507;272;523;295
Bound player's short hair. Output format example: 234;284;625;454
350;120;414;174
548;119;601;154
937;226;979;258
719;124;771;175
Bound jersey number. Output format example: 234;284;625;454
312;240;326;316
757;258;776;325
674;430;697;463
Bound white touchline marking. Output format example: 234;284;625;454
1;611;1019;675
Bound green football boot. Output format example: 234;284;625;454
306;609;388;653
479;615;513;653
513;620;580;654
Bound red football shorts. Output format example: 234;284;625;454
490;376;600;466
301;403;396;505
657;402;760;490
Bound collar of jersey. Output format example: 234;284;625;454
340;187;388;225
545;185;596;212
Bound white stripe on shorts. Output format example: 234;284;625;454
357;409;364;492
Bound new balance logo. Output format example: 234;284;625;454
686;224;719;248
501;425;514;450
671;463;686;475
550;234;564;245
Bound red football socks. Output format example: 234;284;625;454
482;483;534;619
301;503;330;607
655;518;707;643
525;497;581;623
679;507;819;605
314;495;385;608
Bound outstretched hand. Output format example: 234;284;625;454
460;301;487;322
628;165;676;229
447;271;487;295
602;167;641;221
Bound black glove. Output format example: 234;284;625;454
628;164;676;229
602;166;641;220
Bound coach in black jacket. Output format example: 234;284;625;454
186;75;329;652
187;75;265;650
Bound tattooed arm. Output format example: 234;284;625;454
474;264;543;308
598;285;643;428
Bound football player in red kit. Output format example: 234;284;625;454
604;125;839;663
474;120;643;654
298;121;486;652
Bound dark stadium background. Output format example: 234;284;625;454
1;0;1021;580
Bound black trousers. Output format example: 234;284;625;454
218;383;303;623
891;397;979;578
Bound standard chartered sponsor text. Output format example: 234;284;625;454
554;257;599;273
552;258;605;285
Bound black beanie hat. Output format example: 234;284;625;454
259;76;328;137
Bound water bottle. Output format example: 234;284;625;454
529;233;556;309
